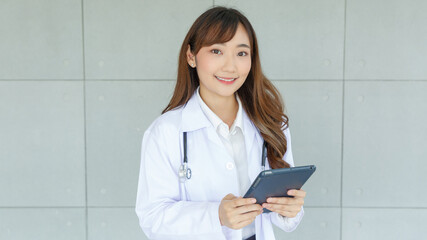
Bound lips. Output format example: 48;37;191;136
215;76;237;82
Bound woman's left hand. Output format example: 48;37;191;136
262;189;306;218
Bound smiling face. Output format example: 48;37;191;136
186;23;252;103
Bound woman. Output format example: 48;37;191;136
135;6;306;240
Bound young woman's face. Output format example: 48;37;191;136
189;23;252;101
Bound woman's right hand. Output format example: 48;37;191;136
218;193;263;229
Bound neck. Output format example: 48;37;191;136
200;89;238;128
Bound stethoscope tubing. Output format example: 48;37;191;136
183;131;188;164
180;131;267;181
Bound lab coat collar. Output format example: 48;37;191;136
181;90;212;132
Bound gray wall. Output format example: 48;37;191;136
1;0;426;239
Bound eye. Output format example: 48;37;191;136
211;49;222;55
238;51;249;57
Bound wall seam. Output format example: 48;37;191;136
341;0;348;239
2;79;427;82
80;0;88;239
3;206;427;209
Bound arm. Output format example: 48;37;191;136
269;127;305;232
135;128;224;240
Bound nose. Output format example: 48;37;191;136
221;53;237;73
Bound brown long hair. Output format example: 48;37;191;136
162;6;290;169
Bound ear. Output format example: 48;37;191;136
186;44;196;68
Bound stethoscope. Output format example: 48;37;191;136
179;131;268;182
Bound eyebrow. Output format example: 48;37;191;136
216;43;251;49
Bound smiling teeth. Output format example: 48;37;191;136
216;76;236;82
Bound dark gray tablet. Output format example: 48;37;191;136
243;165;316;213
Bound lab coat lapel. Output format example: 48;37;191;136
181;92;211;132
244;112;277;240
242;109;264;183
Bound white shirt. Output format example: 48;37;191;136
196;88;255;239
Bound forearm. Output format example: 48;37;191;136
136;200;225;240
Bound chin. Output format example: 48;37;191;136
217;86;242;97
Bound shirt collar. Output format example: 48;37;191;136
196;86;244;133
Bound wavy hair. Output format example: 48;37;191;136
162;6;290;169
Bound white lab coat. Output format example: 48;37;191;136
135;91;304;240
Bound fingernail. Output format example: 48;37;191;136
252;199;256;203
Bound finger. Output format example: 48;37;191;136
234;219;253;229
235;208;262;223
233;197;257;208
263;203;302;213
223;194;238;210
266;197;292;204
263;203;286;212
234;203;263;214
267;197;304;206
287;189;306;198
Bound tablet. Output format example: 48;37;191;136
243;165;316;213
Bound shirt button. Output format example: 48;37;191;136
226;162;234;170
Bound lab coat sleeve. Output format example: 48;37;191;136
270;126;305;232
135;127;224;240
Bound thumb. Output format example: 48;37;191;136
223;193;236;200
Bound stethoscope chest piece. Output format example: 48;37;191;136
186;167;192;179
179;132;192;182
179;162;192;182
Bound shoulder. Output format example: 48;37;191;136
144;106;184;140
283;125;291;138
